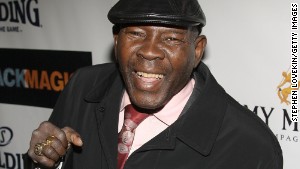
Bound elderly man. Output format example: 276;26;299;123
25;0;283;168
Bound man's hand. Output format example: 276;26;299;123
27;121;83;168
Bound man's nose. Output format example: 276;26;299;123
136;39;165;61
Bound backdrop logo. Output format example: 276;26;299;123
0;68;70;92
0;127;13;146
0;0;41;32
277;68;300;105
245;105;299;143
0;48;92;108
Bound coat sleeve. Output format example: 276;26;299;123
22;69;83;169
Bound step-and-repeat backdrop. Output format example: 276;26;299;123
0;0;298;168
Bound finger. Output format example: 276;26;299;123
28;149;57;168
50;128;69;149
42;144;61;162
49;136;68;156
62;127;83;147
42;135;67;157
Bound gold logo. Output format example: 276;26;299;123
277;68;300;105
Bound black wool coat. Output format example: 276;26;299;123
30;62;283;169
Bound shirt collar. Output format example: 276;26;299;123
120;79;195;117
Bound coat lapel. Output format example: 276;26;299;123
85;66;125;169
175;63;228;156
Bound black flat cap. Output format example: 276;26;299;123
108;0;206;28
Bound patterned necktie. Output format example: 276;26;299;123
117;105;149;169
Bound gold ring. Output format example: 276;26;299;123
34;136;56;156
34;142;47;156
45;135;55;145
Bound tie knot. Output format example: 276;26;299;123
124;105;149;130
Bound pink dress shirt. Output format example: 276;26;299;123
118;79;195;156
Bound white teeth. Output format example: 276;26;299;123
137;72;163;79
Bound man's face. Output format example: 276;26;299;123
114;25;206;110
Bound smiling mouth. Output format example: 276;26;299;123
136;72;164;79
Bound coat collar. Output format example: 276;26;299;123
174;62;228;156
84;64;122;103
83;64;124;169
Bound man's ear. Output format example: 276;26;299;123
194;35;207;68
113;34;119;62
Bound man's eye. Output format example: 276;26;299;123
166;37;180;41
127;31;145;38
164;37;185;45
